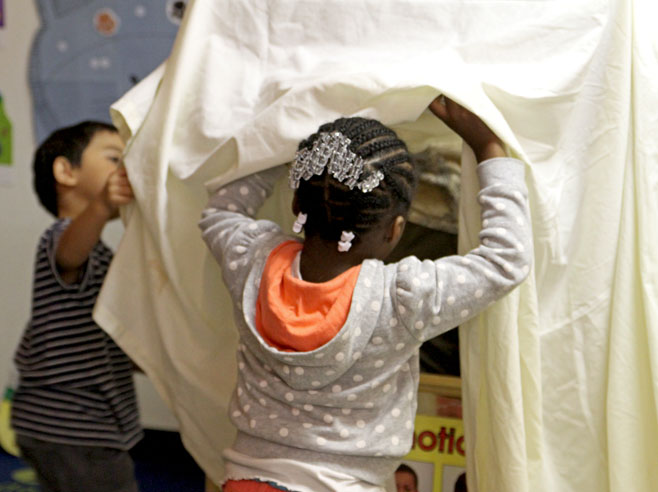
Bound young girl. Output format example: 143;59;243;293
199;97;532;492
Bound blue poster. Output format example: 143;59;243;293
30;0;187;142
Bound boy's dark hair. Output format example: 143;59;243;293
396;463;419;488
295;117;416;242
33;121;118;216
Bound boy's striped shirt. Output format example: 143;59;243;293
12;220;142;450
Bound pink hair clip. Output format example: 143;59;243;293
337;231;355;252
292;212;307;233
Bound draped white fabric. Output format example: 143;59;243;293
95;1;658;490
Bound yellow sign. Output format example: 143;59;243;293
397;414;466;492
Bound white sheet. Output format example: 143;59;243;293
95;1;658;490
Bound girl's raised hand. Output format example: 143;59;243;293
429;95;506;162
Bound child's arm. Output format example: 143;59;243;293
56;167;133;283
391;97;532;340
199;166;288;290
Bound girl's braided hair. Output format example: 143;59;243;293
295;117;417;242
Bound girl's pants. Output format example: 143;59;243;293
223;479;293;491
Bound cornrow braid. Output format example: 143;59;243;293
295;117;417;243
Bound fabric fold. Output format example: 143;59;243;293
95;1;658;491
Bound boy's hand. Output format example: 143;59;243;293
429;95;507;162
56;168;133;282
100;167;134;219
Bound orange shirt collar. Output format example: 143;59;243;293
255;241;361;352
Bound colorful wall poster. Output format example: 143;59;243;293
0;0;5;48
30;0;188;143
0;92;11;165
395;414;467;492
0;91;13;186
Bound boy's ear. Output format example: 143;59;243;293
52;156;78;187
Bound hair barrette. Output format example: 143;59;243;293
289;131;385;193
337;231;355;252
292;212;307;233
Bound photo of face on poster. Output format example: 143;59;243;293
442;465;467;492
395;460;435;492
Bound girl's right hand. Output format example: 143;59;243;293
428;95;507;162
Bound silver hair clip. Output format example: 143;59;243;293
289;131;385;193
337;231;355;252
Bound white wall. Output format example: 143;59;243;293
0;0;177;430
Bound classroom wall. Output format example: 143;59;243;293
0;0;178;430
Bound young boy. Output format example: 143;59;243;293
11;121;142;492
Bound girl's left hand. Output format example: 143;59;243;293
429;96;506;162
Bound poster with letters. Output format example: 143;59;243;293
396;415;466;492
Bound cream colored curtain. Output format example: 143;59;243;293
458;3;658;491
96;1;658;490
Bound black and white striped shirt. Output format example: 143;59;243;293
12;220;142;450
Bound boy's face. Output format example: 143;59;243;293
395;470;418;492
75;130;124;200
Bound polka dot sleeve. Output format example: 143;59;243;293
393;157;533;341
199;167;288;299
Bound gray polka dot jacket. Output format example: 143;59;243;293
199;157;532;486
